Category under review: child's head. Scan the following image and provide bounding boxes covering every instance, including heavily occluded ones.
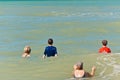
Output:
[48,38,53,45]
[24,46,31,54]
[102,40,108,46]
[77,62,83,70]
[74,62,83,70]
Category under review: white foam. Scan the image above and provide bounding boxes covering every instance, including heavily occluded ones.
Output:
[96,62,104,67]
[99,67,107,76]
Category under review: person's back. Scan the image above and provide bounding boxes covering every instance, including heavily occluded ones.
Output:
[73,62,96,78]
[98,40,111,53]
[43,38,58,59]
[74,69,85,78]
[44,46,57,57]
[99,46,111,53]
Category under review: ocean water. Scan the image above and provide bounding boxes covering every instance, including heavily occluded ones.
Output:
[0,1,120,80]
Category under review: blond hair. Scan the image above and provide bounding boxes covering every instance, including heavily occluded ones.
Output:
[24,46,31,54]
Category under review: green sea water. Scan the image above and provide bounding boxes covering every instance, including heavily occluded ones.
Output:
[1,1,120,80]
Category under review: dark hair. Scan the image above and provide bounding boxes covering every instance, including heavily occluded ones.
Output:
[48,38,53,45]
[77,62,83,70]
[102,40,108,46]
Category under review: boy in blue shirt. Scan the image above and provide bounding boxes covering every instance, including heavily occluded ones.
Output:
[43,38,58,59]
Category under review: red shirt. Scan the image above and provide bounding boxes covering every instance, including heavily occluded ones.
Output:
[99,46,111,53]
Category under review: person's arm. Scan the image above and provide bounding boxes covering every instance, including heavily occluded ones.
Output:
[108,48,111,53]
[42,55,46,59]
[98,48,102,53]
[85,66,96,77]
[72,64,77,77]
[55,47,58,57]
[43,47,47,59]
[90,66,96,76]
[22,53,27,58]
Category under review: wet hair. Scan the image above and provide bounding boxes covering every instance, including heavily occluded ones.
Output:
[102,40,108,46]
[48,38,53,45]
[24,46,31,54]
[76,62,83,70]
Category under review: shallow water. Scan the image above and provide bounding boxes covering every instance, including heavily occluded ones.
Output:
[1,53,120,80]
[1,1,120,80]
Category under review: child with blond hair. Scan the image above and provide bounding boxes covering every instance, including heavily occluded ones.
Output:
[22,46,31,58]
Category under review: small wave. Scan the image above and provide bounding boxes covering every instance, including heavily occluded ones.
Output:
[96,62,104,67]
[96,54,120,79]
[51,11,120,18]
[100,67,107,77]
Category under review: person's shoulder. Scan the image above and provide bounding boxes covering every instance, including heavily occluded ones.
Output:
[52,46,57,49]
[107,47,111,52]
[106,46,111,50]
[45,46,49,50]
[45,46,56,48]
[45,46,49,48]
[107,47,111,49]
[99,47,103,51]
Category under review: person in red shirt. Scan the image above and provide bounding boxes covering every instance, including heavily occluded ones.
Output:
[99,40,111,53]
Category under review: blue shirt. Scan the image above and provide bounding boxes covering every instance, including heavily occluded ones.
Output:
[44,46,57,57]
